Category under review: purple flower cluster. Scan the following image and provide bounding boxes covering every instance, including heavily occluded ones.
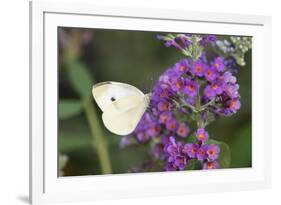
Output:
[149,55,241,119]
[135,60,193,142]
[157,34,191,51]
[164,130,220,171]
[157,34,217,51]
[202,57,241,116]
[133,113,160,143]
[120,34,243,172]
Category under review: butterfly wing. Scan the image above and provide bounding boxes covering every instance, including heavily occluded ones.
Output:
[92,81,149,135]
[102,95,149,135]
[92,81,145,112]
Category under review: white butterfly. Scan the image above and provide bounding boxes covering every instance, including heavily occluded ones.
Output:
[92,81,151,135]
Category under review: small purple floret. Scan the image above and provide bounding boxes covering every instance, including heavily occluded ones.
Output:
[185,79,199,97]
[192,60,207,77]
[196,128,209,142]
[183,143,198,158]
[206,144,220,161]
[196,145,208,161]
[203,161,220,169]
[176,123,190,138]
[212,57,225,72]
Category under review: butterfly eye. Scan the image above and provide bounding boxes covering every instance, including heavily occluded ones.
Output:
[110,97,116,102]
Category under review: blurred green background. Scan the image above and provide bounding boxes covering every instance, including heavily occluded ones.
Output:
[58,27,251,176]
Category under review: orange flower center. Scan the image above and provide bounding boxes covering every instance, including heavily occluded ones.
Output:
[196,66,202,72]
[180,65,185,72]
[161,115,168,123]
[209,149,214,155]
[189,85,195,91]
[176,81,183,88]
[192,147,197,153]
[179,128,184,134]
[163,102,169,110]
[199,133,205,140]
[169,123,175,129]
[214,63,219,68]
[207,162,213,169]
[212,84,218,90]
[230,101,236,108]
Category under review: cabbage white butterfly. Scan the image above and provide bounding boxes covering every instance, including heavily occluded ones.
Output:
[92,81,151,135]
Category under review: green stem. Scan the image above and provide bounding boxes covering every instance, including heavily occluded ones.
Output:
[195,84,205,128]
[183,34,208,128]
[82,97,112,174]
[199,98,216,112]
[183,103,197,112]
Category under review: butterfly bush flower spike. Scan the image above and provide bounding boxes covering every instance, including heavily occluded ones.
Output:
[124,33,247,172]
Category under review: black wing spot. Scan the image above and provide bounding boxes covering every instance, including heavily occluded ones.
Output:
[110,97,116,102]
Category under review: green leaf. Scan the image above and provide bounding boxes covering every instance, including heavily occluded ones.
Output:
[185,159,202,170]
[208,139,231,168]
[185,135,197,143]
[67,61,94,97]
[229,123,251,168]
[59,99,82,120]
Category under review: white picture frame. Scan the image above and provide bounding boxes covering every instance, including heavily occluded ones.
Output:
[30,1,272,204]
